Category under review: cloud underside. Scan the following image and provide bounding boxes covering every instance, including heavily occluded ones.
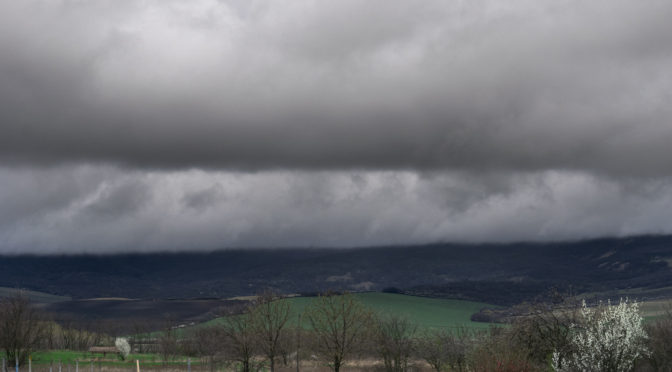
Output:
[1,0,671,175]
[1,0,671,252]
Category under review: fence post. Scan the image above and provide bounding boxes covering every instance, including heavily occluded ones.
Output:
[75,360,78,372]
[135,360,140,372]
[296,313,301,372]
[28,357,31,372]
[187,358,191,372]
[3,357,5,372]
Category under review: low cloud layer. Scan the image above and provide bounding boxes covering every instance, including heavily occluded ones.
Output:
[1,1,671,253]
[2,166,672,254]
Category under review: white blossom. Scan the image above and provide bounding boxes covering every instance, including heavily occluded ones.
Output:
[115,337,131,359]
[553,298,649,372]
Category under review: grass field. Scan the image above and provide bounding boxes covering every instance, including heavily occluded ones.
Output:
[639,299,672,323]
[200,292,499,332]
[30,351,190,367]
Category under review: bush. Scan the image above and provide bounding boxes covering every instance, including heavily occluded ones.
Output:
[552,299,649,372]
[115,337,131,360]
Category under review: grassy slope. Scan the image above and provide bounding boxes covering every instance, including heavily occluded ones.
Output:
[200,292,498,332]
[0,287,71,303]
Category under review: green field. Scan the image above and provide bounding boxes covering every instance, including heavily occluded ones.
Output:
[200,292,499,332]
[30,351,191,366]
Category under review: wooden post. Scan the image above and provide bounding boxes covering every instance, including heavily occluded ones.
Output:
[58,360,61,372]
[3,357,6,372]
[75,360,78,372]
[135,360,140,372]
[28,357,31,372]
[187,358,191,372]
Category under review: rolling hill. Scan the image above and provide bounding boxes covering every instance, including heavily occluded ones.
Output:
[2,235,672,306]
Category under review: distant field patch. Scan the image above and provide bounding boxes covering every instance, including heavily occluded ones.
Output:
[202,292,498,332]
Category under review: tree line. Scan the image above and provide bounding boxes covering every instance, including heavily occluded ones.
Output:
[3,292,672,371]
[154,292,672,372]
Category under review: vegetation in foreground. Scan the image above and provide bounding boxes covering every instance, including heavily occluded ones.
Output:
[3,293,672,371]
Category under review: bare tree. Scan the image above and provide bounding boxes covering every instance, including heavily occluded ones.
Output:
[251,291,292,372]
[416,328,471,372]
[305,293,373,372]
[158,319,180,363]
[191,326,226,372]
[374,315,416,372]
[130,321,151,354]
[644,304,672,371]
[222,313,259,372]
[510,300,581,365]
[0,295,46,365]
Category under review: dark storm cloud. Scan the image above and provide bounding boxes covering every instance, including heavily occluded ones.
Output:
[2,1,672,253]
[1,0,671,176]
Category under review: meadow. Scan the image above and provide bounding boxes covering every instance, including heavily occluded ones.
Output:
[28,351,201,369]
[201,292,499,331]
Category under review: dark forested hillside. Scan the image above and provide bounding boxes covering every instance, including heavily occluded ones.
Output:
[3,235,672,304]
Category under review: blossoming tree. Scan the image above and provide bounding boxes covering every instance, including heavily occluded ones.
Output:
[553,299,649,372]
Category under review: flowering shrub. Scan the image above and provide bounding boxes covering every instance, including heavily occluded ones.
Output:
[115,337,131,360]
[552,299,649,372]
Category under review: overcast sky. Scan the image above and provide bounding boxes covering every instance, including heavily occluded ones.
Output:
[1,0,671,254]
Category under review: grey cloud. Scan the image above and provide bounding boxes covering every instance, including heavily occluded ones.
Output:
[0,166,113,225]
[2,166,672,254]
[0,0,671,176]
[182,184,225,211]
[80,178,149,220]
[2,1,672,253]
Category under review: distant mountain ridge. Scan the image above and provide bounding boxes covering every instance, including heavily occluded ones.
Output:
[3,235,672,304]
